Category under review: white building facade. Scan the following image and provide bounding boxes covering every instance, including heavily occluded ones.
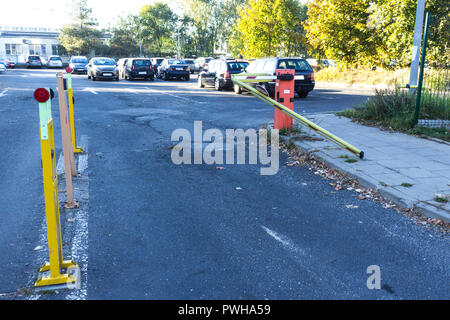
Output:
[0,26,61,63]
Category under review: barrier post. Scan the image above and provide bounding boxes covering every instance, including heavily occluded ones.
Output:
[33,88,78,289]
[65,67,83,153]
[274,69,295,130]
[57,72,77,208]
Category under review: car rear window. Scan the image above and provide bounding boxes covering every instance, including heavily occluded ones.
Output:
[277,59,312,72]
[50,57,61,61]
[73,58,88,63]
[133,59,151,66]
[227,62,248,72]
[29,56,40,60]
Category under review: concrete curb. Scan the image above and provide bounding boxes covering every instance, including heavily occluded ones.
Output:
[280,135,450,223]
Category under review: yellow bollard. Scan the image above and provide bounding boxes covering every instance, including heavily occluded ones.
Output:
[33,88,79,289]
[66,67,83,154]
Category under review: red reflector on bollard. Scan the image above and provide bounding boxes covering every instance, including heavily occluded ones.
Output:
[34,88,50,103]
[65,67,73,73]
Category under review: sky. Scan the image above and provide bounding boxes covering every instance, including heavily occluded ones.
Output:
[0,0,183,29]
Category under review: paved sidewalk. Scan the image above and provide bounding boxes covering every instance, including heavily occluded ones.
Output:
[285,113,450,222]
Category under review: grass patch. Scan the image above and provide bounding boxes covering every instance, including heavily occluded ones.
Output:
[344,159,358,163]
[434,196,449,203]
[400,183,413,187]
[315,67,409,86]
[337,87,450,141]
[279,125,302,136]
[380,181,388,187]
[338,154,350,159]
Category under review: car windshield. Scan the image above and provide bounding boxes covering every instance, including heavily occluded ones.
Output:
[157,59,164,64]
[277,59,312,72]
[227,62,248,71]
[185,60,194,64]
[133,60,151,66]
[169,60,185,65]
[73,58,88,63]
[93,59,115,66]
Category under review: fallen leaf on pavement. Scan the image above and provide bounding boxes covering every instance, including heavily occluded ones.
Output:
[33,246,43,251]
[345,205,359,209]
[358,195,366,200]
[216,166,225,170]
[235,187,242,190]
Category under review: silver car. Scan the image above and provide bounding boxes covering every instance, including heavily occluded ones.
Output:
[87,57,119,81]
[184,59,195,74]
[47,55,63,68]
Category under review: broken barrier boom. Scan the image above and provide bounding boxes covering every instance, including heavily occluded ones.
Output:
[232,73,364,159]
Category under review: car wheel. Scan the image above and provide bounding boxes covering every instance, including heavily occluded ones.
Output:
[115,76,119,81]
[297,91,308,98]
[164,72,169,81]
[264,83,275,97]
[214,78,222,91]
[185,75,190,81]
[197,76,204,88]
[92,76,96,81]
[88,74,91,79]
[234,84,242,94]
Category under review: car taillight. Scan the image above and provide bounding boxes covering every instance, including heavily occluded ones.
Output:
[132,65,135,70]
[225,70,230,79]
[309,73,314,80]
[149,64,152,71]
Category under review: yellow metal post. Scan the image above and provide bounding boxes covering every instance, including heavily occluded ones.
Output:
[33,88,79,289]
[66,70,83,154]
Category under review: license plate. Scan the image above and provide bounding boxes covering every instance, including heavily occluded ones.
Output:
[176,68,183,71]
[139,72,147,75]
[295,75,305,80]
[103,73,113,76]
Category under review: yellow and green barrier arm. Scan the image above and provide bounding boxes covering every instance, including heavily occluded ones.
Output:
[232,74,364,159]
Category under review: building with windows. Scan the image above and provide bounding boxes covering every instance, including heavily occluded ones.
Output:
[0,26,62,63]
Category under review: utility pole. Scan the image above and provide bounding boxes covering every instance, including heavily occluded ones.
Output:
[139,13,142,57]
[408,0,426,90]
[177,23,181,58]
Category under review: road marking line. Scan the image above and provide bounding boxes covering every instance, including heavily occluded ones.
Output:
[66,135,89,300]
[261,225,306,256]
[83,88,98,95]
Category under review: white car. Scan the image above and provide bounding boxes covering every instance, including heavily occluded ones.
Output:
[47,55,63,68]
[0,63,6,73]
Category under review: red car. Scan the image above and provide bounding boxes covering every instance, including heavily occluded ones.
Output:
[0,58,16,68]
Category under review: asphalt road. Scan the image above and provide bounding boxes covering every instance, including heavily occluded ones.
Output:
[0,68,448,300]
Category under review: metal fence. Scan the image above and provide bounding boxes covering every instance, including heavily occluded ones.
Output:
[418,66,449,123]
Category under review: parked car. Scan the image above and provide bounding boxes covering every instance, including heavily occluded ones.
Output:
[158,59,190,81]
[0,58,15,68]
[184,59,196,74]
[69,56,89,74]
[244,57,315,98]
[47,55,63,68]
[0,63,6,73]
[198,58,249,91]
[116,58,129,78]
[87,57,119,81]
[150,57,165,76]
[193,57,213,73]
[26,55,43,68]
[124,58,154,81]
